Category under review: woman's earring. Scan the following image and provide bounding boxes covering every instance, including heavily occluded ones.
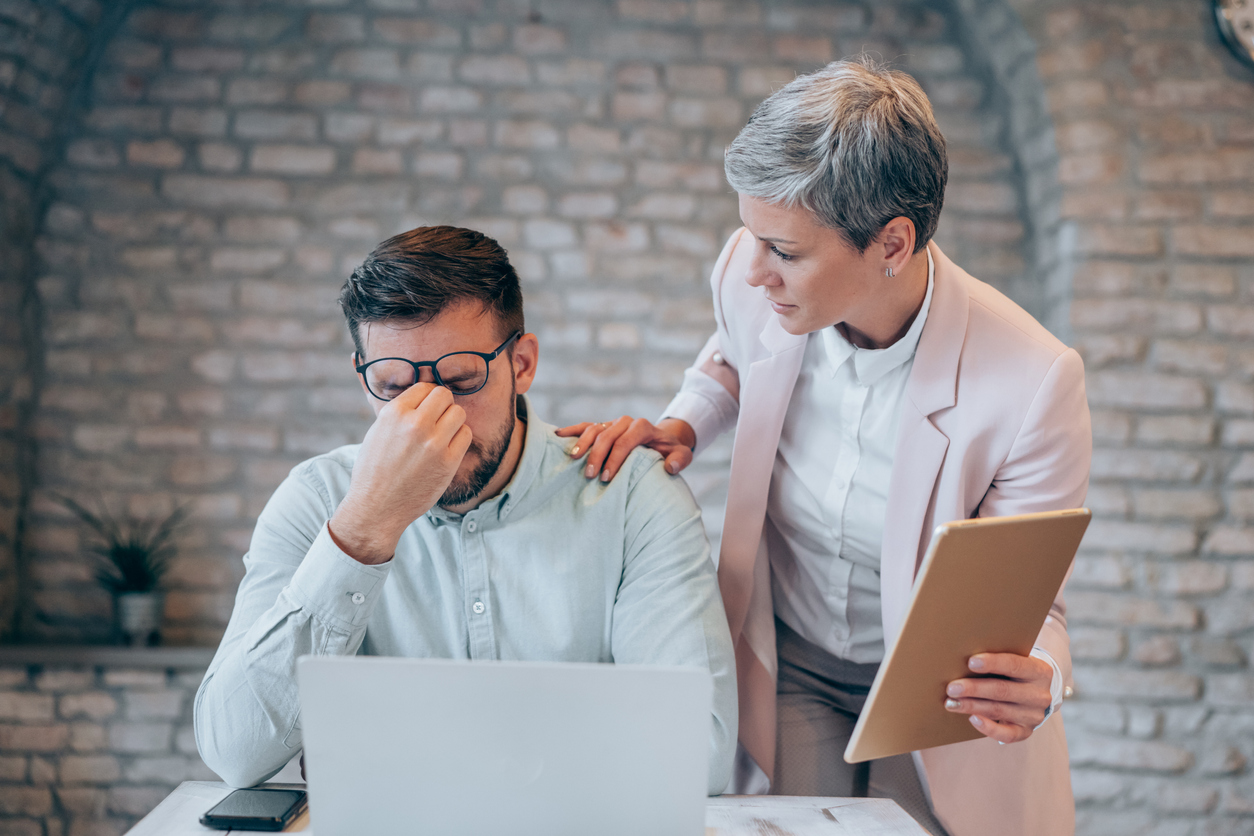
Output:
[885,266,895,278]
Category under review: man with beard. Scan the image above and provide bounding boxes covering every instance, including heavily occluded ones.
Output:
[194,226,737,794]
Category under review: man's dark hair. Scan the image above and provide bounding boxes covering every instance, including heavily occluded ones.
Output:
[340,225,524,359]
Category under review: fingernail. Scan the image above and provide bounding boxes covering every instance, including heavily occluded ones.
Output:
[945,699,961,710]
[600,470,610,482]
[969,716,984,728]
[947,683,963,697]
[968,657,986,671]
[571,446,580,457]
[664,463,673,474]
[585,464,596,478]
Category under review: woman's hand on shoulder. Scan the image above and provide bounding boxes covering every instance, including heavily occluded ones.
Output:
[555,417,696,482]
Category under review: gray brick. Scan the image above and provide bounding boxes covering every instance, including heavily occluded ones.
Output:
[1069,735,1193,773]
[58,693,117,721]
[0,694,55,722]
[0,786,52,816]
[107,722,172,754]
[59,755,120,785]
[234,110,317,141]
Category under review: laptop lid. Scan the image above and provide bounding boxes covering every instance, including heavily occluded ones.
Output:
[297,656,711,836]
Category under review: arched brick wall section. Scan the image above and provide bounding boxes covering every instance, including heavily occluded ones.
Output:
[1014,2,1254,832]
[949,0,1072,338]
[0,0,118,641]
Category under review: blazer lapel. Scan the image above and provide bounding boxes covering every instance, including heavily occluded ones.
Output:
[718,314,805,641]
[880,243,970,641]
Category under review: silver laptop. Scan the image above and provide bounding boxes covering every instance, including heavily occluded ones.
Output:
[297,656,711,836]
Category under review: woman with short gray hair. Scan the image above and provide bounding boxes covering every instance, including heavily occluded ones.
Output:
[561,56,1089,836]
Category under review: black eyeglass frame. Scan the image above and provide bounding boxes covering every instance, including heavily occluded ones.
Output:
[355,330,522,401]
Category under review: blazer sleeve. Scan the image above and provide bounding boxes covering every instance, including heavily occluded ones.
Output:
[977,347,1092,691]
[660,229,748,454]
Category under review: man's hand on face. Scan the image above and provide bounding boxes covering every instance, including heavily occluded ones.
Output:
[329,383,472,565]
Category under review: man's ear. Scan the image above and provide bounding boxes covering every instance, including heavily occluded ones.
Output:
[511,333,539,395]
[351,352,370,397]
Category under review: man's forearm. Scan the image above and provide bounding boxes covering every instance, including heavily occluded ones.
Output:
[196,526,387,786]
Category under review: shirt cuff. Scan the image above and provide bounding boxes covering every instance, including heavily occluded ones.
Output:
[660,375,736,455]
[285,523,391,632]
[1030,645,1064,729]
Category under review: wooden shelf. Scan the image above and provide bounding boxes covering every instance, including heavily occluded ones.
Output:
[0,645,216,668]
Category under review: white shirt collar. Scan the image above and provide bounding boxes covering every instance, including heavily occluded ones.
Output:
[819,248,935,385]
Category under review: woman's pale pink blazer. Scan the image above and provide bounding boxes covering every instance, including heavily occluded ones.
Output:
[665,229,1091,836]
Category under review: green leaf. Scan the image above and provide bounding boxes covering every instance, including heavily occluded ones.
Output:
[55,495,189,594]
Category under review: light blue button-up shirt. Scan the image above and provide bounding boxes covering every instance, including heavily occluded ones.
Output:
[195,397,737,793]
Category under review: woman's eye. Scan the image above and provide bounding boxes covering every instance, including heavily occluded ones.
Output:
[769,244,794,262]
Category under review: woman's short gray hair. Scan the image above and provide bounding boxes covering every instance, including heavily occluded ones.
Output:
[725,55,947,254]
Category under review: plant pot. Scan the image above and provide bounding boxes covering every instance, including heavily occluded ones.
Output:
[115,592,164,646]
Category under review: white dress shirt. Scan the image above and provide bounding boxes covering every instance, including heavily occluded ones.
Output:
[769,252,935,664]
[763,251,1063,712]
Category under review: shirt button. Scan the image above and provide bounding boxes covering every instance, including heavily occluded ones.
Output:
[472,600,485,615]
[351,592,365,605]
[467,521,477,533]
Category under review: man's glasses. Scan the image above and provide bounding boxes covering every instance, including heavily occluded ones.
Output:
[355,331,521,401]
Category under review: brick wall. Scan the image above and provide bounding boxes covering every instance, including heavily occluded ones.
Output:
[20,0,1026,645]
[4,0,1254,834]
[0,0,105,641]
[0,651,219,836]
[1010,2,1254,833]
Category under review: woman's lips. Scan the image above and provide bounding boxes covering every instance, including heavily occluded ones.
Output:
[767,298,795,314]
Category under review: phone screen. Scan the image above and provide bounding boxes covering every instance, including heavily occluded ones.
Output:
[201,788,306,829]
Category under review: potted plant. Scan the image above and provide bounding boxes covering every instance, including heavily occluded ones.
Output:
[56,495,187,646]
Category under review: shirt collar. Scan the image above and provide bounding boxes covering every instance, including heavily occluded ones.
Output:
[820,248,935,386]
[424,393,540,526]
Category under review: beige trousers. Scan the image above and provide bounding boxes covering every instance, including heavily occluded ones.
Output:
[773,618,951,836]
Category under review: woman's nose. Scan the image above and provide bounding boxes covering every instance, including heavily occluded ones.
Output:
[744,246,778,288]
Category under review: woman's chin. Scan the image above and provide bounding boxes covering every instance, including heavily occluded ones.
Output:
[774,309,814,336]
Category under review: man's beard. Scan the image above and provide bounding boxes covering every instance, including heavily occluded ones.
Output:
[437,394,516,509]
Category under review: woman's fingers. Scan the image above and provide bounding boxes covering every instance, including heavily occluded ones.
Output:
[965,714,1032,744]
[560,416,696,480]
[943,695,1045,728]
[583,416,633,477]
[662,444,693,475]
[600,418,660,482]
[555,422,593,439]
[571,424,608,459]
[969,652,1051,683]
[944,655,1052,743]
[947,675,1050,709]
[556,422,609,459]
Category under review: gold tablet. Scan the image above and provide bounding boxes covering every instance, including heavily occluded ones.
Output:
[844,508,1091,764]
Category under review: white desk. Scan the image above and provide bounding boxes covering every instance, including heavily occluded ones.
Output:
[126,781,930,835]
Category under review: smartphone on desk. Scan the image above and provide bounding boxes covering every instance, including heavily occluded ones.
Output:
[200,788,307,831]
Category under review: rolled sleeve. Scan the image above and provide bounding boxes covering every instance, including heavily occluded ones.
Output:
[661,372,737,455]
